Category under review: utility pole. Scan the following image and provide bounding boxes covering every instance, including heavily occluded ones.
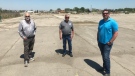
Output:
[91,5,92,12]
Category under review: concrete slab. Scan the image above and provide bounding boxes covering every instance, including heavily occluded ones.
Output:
[0,14,135,76]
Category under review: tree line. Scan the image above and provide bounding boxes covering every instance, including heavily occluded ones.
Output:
[0,7,135,19]
[55,7,135,14]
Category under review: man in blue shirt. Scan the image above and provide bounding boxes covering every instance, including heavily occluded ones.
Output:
[97,9,118,76]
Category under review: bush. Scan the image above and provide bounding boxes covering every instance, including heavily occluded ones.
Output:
[0,12,21,19]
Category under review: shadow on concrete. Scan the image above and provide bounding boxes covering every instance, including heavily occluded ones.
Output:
[55,49,63,55]
[55,49,70,55]
[20,52,35,59]
[84,59,105,75]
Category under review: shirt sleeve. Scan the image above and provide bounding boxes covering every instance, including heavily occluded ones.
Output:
[98,20,101,31]
[112,20,118,33]
[34,22,37,35]
[18,22,25,38]
[59,22,62,30]
[71,22,74,31]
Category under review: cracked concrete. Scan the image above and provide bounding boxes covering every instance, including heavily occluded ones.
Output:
[0,14,135,76]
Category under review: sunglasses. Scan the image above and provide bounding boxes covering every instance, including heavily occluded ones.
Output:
[103,13,109,14]
[25,16,30,17]
[65,17,69,18]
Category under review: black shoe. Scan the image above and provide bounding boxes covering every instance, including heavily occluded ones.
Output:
[69,53,73,57]
[104,74,110,76]
[62,53,66,57]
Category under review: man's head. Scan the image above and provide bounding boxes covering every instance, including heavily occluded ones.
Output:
[25,12,30,21]
[102,9,110,20]
[65,14,70,22]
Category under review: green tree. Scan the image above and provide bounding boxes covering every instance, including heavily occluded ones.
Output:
[80,7,85,13]
[65,8,70,13]
[57,8,61,11]
[73,7,79,13]
[49,9,53,12]
[85,8,90,13]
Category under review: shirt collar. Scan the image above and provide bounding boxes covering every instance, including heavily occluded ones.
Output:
[25,19,31,24]
[103,17,111,22]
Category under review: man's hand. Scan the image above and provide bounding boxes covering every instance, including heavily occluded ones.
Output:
[71,35,73,40]
[107,41,112,45]
[59,30,62,40]
[60,35,62,40]
[71,31,74,40]
[23,37,27,40]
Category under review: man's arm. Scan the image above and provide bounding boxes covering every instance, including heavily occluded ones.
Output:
[59,22,63,40]
[59,29,62,40]
[110,31,118,43]
[34,22,37,35]
[71,30,74,39]
[97,31,99,42]
[108,20,118,45]
[18,22,26,39]
[97,21,101,42]
[71,23,74,39]
[108,31,118,45]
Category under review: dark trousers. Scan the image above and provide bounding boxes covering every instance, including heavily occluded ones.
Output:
[62,34,72,54]
[23,37,35,61]
[98,42,113,74]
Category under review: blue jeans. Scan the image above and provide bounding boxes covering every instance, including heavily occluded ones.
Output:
[98,42,113,74]
[62,34,72,54]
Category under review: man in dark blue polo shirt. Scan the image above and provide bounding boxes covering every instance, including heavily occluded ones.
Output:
[59,14,74,57]
[97,9,118,76]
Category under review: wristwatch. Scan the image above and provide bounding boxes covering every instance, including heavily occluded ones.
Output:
[109,41,112,44]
